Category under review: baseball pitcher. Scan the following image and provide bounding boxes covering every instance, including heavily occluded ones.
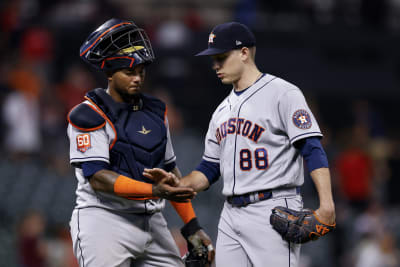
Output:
[144,22,336,267]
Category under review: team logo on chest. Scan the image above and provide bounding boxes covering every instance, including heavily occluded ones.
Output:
[138,125,151,135]
[292,109,312,129]
[76,133,91,153]
[215,118,265,144]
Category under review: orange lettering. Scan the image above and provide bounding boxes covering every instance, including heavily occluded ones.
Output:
[316,224,330,235]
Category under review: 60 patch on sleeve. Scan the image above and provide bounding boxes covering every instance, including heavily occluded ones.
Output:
[77,133,91,153]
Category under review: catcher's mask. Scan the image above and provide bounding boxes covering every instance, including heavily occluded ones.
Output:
[79,18,154,73]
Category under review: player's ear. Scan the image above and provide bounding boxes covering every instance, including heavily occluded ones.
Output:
[240,47,250,61]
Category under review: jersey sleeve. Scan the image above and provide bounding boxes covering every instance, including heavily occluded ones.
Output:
[68,123,110,165]
[295,137,329,172]
[202,115,220,164]
[278,89,322,144]
[195,159,220,185]
[164,117,176,167]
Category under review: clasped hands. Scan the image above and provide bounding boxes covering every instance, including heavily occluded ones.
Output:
[143,168,196,202]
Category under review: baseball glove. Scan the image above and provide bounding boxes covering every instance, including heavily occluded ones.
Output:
[270,206,335,244]
[181,218,213,267]
[182,240,208,267]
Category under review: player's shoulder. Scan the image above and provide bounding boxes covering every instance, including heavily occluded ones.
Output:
[268,75,301,93]
[264,74,304,101]
[68,101,106,131]
[142,94,166,119]
[142,94,166,110]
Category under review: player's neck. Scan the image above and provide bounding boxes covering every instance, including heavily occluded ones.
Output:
[233,68,263,92]
[106,87,140,104]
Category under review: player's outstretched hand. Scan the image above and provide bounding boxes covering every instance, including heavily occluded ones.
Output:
[151,177,196,202]
[143,168,179,186]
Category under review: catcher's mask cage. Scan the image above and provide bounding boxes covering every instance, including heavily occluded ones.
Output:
[79,18,155,72]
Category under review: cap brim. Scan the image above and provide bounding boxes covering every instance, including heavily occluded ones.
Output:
[195,47,231,56]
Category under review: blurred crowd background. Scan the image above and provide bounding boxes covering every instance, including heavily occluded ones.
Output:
[1,0,400,266]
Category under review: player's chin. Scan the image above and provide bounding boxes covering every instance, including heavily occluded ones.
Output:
[127,87,141,95]
[219,77,232,84]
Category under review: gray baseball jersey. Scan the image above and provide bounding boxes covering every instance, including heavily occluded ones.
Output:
[203,74,322,196]
[203,73,322,267]
[67,100,176,213]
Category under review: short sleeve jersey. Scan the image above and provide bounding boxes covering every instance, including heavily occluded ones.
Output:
[202,74,322,196]
[67,100,176,212]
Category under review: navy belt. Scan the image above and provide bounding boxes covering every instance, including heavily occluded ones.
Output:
[227,187,301,207]
[227,189,272,207]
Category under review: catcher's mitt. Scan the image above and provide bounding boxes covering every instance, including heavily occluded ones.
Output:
[182,242,208,267]
[270,206,335,244]
[181,218,213,267]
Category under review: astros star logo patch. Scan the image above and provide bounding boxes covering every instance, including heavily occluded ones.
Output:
[292,110,312,129]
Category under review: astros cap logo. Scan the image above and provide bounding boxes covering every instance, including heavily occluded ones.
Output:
[208,33,216,43]
[196,22,256,56]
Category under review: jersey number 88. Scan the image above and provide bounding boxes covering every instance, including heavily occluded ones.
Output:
[239,148,268,171]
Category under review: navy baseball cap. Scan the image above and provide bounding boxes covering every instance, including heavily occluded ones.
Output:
[196,22,256,56]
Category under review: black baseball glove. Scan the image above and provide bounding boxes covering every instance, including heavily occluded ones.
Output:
[270,206,336,244]
[182,241,208,267]
[181,218,214,267]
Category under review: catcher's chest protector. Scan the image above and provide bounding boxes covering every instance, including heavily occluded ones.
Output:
[86,89,167,182]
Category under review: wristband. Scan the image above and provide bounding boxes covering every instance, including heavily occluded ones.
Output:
[181,217,201,239]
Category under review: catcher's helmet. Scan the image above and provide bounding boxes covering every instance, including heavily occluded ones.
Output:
[79,18,154,72]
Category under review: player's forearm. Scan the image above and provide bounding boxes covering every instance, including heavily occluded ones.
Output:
[170,201,196,224]
[89,169,119,193]
[92,168,195,201]
[180,171,210,192]
[90,169,152,197]
[310,167,335,214]
[172,167,209,192]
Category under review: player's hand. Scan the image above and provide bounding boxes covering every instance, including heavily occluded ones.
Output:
[143,168,180,186]
[188,229,215,264]
[315,206,336,225]
[152,177,196,202]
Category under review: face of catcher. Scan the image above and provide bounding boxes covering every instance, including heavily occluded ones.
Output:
[107,64,146,103]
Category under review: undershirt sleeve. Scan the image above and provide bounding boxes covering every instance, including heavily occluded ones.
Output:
[294,137,329,172]
[195,159,221,185]
[81,161,110,179]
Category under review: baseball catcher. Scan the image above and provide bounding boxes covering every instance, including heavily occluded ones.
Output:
[270,206,336,244]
